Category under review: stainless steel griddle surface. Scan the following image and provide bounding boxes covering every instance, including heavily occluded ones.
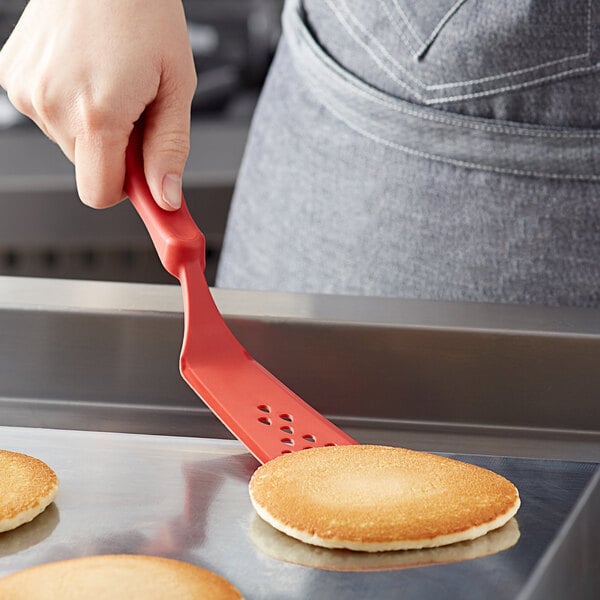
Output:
[0,426,596,600]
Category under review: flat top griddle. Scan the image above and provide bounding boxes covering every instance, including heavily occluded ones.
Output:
[1,278,600,598]
[0,426,596,600]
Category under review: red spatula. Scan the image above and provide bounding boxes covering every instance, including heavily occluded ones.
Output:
[124,126,357,463]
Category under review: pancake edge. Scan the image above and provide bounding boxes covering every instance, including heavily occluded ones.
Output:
[250,493,521,552]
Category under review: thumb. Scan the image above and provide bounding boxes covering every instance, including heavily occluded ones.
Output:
[142,92,192,211]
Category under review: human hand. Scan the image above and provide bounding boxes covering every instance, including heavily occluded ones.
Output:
[0,0,197,210]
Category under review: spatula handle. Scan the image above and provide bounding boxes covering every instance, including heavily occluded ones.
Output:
[124,125,205,278]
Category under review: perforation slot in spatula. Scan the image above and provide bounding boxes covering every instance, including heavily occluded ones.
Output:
[124,126,357,463]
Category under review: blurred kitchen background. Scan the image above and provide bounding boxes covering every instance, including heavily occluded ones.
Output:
[0,0,283,285]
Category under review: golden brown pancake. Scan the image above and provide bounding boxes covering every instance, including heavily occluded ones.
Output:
[0,450,58,533]
[0,555,243,600]
[249,513,520,571]
[249,445,520,552]
[0,504,60,559]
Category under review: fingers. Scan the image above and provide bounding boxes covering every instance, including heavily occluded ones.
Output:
[74,129,130,209]
[73,73,195,211]
[142,72,196,211]
[142,100,190,211]
[0,0,196,211]
[0,17,129,209]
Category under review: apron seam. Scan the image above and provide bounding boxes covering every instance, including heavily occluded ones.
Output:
[321,0,594,103]
[316,89,600,182]
[291,2,600,139]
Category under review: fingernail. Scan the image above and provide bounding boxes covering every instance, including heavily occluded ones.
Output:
[162,173,182,209]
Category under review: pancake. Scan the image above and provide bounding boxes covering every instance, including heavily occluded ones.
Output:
[0,504,60,559]
[0,555,243,600]
[249,512,521,571]
[249,445,520,552]
[0,450,58,533]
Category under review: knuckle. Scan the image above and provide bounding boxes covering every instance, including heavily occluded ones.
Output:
[161,65,197,106]
[185,71,198,98]
[6,84,31,115]
[77,100,114,134]
[152,130,190,161]
[30,76,60,121]
[73,85,123,135]
[2,71,34,116]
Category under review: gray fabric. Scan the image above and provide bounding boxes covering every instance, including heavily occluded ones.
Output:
[301,0,600,124]
[217,0,600,307]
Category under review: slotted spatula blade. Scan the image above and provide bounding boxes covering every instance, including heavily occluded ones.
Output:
[124,128,357,463]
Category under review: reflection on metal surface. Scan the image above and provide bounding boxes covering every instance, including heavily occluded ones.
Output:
[249,514,520,572]
[0,426,597,599]
[0,504,59,559]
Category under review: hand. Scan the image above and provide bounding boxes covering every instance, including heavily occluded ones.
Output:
[0,0,197,210]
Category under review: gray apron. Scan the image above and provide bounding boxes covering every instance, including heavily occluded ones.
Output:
[217,0,600,308]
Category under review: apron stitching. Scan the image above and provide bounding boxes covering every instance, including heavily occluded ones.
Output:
[318,95,600,181]
[344,73,600,137]
[325,0,425,99]
[322,0,593,98]
[415,0,470,59]
[425,62,600,104]
[379,0,421,56]
[388,0,424,46]
[291,12,600,139]
[427,53,589,90]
